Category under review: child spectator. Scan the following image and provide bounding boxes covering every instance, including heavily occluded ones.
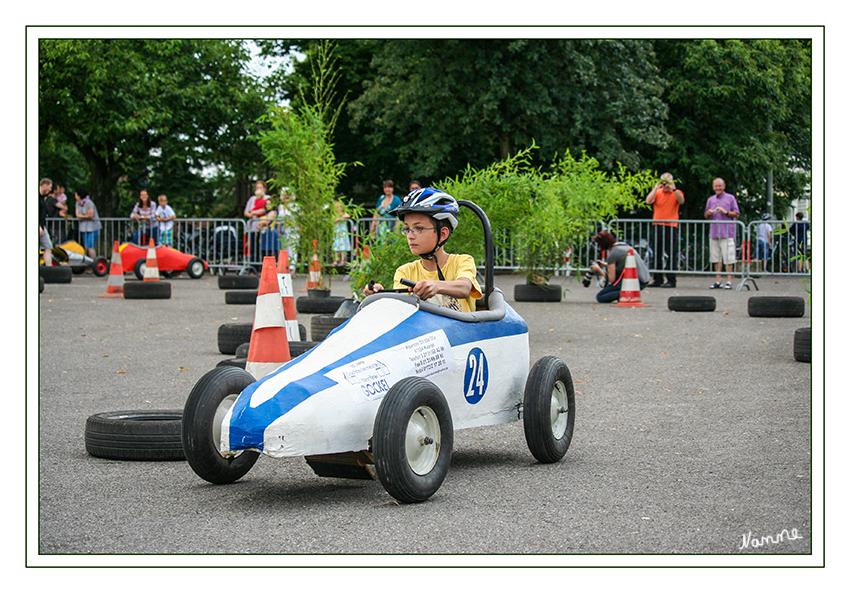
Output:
[155,194,177,247]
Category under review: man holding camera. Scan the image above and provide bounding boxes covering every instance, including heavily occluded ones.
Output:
[645,172,684,288]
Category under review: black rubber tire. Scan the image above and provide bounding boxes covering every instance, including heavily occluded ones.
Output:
[39,276,45,293]
[39,265,72,284]
[123,280,172,299]
[296,295,347,314]
[217,357,247,369]
[373,377,453,503]
[93,256,110,277]
[225,290,257,305]
[523,356,575,464]
[668,296,716,312]
[311,315,348,341]
[218,275,259,289]
[85,410,184,461]
[218,323,307,355]
[218,323,254,354]
[514,282,562,302]
[182,366,260,484]
[235,342,250,358]
[187,257,206,279]
[748,296,805,318]
[794,327,811,363]
[334,298,359,318]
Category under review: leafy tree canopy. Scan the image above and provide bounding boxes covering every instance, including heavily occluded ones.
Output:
[39,38,268,216]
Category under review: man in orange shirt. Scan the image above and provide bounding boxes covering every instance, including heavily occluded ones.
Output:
[645,172,685,288]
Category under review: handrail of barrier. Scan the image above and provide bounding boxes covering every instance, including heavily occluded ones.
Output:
[43,215,810,289]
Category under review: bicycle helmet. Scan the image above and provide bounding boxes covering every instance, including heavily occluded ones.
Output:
[392,187,460,279]
[391,187,459,230]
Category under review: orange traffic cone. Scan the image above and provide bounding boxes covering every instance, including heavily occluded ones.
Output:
[143,239,160,281]
[98,241,125,298]
[611,248,649,308]
[277,250,301,343]
[246,256,291,379]
[305,240,321,291]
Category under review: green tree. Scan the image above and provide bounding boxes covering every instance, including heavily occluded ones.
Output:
[651,39,812,219]
[39,39,267,216]
[348,39,669,181]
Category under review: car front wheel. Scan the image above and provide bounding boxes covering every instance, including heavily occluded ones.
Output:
[373,377,453,503]
[182,366,259,484]
[187,257,205,279]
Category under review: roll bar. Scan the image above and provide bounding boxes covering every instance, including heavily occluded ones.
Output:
[457,200,494,310]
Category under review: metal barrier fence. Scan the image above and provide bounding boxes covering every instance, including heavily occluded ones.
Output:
[44,215,811,289]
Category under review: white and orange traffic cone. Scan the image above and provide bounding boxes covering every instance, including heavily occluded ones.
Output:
[98,241,125,298]
[277,250,301,343]
[143,239,160,281]
[245,256,291,379]
[611,248,649,308]
[304,240,321,291]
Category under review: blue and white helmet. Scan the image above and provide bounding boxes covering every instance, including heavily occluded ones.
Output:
[392,187,459,230]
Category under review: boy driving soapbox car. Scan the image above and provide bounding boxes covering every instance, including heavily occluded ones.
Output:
[182,200,576,503]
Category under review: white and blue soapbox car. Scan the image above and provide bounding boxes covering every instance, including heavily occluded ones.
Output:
[182,202,576,503]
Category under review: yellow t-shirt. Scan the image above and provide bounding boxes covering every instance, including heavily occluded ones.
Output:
[394,254,483,312]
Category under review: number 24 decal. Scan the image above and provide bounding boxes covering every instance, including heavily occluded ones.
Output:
[463,347,489,404]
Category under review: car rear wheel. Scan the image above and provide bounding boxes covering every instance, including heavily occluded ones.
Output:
[182,366,260,484]
[523,356,575,463]
[373,377,453,503]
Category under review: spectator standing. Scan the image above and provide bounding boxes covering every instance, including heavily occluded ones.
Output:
[244,180,269,264]
[705,178,740,289]
[44,180,68,244]
[332,201,352,268]
[645,172,685,287]
[755,213,772,272]
[370,180,402,242]
[155,194,177,247]
[39,178,54,266]
[791,212,810,272]
[75,186,101,259]
[131,190,158,245]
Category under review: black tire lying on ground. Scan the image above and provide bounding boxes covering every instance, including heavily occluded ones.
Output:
[311,315,348,341]
[794,327,811,363]
[40,265,73,284]
[224,290,257,305]
[218,275,260,289]
[123,281,172,299]
[218,323,307,354]
[514,282,562,302]
[217,341,319,370]
[296,295,347,314]
[747,296,805,318]
[668,296,716,312]
[85,410,185,461]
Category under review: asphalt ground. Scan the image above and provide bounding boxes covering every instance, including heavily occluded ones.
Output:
[30,268,817,566]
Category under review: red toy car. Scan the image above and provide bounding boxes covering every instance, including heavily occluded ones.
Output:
[119,243,208,280]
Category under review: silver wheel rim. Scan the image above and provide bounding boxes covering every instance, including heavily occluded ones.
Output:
[549,380,569,440]
[213,394,238,449]
[190,261,204,276]
[405,406,441,475]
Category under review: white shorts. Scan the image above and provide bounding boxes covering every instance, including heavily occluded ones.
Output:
[710,237,736,265]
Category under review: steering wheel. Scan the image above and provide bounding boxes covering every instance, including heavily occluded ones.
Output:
[369,278,416,294]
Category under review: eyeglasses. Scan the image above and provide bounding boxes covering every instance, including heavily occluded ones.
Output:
[400,226,435,237]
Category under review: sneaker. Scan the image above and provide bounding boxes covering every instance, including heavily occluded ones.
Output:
[724,282,732,289]
[709,282,722,289]
[661,282,676,288]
